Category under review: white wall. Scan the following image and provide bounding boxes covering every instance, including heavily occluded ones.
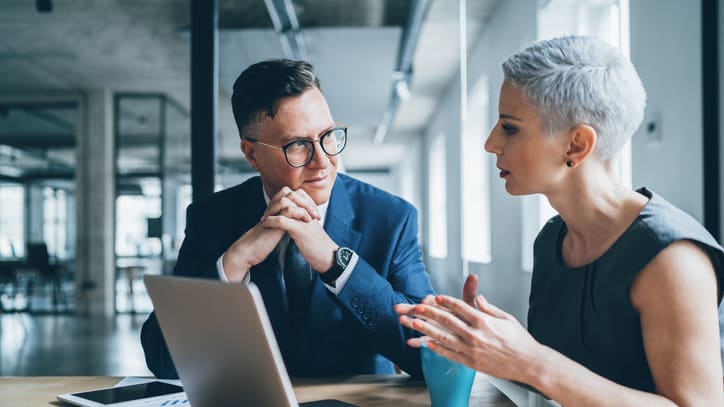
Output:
[422,0,538,322]
[420,0,712,323]
[629,0,704,220]
[465,0,538,322]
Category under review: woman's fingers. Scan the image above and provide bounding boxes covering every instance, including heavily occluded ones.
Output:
[399,304,479,346]
[433,295,486,326]
[474,295,509,319]
[426,341,474,368]
[462,274,478,307]
[406,335,432,348]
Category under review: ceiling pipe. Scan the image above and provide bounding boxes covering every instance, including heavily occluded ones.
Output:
[264,0,309,61]
[373,0,431,144]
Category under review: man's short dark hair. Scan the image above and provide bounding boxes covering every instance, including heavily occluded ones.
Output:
[231,59,321,139]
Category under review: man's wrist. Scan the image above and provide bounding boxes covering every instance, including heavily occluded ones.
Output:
[321,247,354,286]
[221,250,251,283]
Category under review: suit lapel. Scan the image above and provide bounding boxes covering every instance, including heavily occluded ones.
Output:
[324,176,362,251]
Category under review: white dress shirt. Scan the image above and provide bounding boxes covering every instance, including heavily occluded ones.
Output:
[216,186,358,295]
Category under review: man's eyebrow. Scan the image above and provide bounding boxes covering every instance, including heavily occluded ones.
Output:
[280,125,336,143]
[499,113,523,121]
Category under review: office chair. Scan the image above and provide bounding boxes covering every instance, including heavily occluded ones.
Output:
[25,242,67,311]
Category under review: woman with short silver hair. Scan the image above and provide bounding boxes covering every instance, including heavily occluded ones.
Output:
[397,36,723,406]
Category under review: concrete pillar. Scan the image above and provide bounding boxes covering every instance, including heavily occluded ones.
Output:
[26,184,45,243]
[66,191,76,260]
[75,89,114,316]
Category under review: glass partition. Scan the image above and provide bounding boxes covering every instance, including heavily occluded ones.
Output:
[0,101,78,312]
[114,94,189,314]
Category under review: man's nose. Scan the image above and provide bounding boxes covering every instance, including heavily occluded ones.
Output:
[307,142,330,167]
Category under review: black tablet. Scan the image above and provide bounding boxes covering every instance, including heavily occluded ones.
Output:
[57,381,185,406]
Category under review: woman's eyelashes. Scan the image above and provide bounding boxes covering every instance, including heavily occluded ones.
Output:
[501,123,517,136]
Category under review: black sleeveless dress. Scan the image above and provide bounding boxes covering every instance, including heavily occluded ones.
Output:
[528,187,724,392]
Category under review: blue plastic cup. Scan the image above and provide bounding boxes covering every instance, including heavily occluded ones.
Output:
[420,343,476,407]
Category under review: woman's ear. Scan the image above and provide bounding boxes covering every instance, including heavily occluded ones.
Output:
[564,125,597,168]
[241,139,261,171]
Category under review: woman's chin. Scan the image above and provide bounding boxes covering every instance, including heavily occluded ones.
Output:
[504,183,529,196]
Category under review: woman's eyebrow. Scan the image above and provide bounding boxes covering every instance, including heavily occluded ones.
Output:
[499,113,523,122]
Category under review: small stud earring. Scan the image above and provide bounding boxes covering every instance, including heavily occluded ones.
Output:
[566,161,573,168]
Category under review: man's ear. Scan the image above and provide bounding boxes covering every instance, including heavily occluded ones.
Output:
[241,139,261,171]
[564,125,597,167]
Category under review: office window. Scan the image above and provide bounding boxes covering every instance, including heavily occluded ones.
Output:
[0,184,25,258]
[176,184,192,244]
[462,78,491,264]
[428,133,447,259]
[522,0,630,271]
[43,187,67,259]
[116,180,162,257]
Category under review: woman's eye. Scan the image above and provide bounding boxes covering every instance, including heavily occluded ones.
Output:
[501,123,517,135]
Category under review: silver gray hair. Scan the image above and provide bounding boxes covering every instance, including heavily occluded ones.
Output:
[502,35,646,160]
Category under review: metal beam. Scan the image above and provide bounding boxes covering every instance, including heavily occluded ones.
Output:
[373,0,431,144]
[0,134,75,148]
[264,0,308,60]
[190,0,218,202]
[702,0,720,240]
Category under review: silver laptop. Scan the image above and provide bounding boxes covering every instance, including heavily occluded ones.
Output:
[144,275,355,407]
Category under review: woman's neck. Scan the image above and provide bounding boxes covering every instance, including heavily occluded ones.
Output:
[546,168,648,267]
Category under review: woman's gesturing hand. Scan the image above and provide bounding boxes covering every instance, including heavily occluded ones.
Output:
[395,285,545,383]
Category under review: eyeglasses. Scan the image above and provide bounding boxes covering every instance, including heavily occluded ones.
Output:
[244,126,348,168]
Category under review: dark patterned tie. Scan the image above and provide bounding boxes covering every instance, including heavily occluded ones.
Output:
[283,239,314,310]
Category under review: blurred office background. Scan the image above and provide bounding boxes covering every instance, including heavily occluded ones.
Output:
[0,0,721,376]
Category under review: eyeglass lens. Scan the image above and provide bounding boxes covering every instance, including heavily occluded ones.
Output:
[285,127,347,167]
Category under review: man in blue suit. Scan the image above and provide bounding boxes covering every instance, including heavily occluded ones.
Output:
[141,59,435,379]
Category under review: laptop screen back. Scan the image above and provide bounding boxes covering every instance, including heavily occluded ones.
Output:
[144,275,298,407]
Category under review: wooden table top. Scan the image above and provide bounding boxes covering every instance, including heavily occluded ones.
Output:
[0,374,517,407]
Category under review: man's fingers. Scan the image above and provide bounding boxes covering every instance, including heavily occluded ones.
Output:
[279,205,312,222]
[268,187,319,220]
[286,188,320,219]
[262,215,296,232]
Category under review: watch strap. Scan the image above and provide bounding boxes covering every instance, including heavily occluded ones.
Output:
[321,247,352,286]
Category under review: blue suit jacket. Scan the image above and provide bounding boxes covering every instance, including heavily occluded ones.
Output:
[141,173,434,378]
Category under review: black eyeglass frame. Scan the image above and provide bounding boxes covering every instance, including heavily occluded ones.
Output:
[244,125,348,168]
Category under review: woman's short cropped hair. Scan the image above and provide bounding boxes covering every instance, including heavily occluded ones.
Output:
[502,35,646,160]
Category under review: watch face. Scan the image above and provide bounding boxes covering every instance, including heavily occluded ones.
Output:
[337,247,353,267]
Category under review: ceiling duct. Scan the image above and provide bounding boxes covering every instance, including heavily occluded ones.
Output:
[373,0,431,144]
[35,0,53,13]
[264,0,309,60]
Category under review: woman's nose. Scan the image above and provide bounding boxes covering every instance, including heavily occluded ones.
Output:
[484,129,500,154]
